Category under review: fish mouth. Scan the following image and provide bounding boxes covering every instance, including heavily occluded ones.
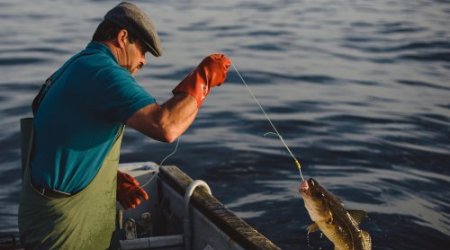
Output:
[299,179,310,195]
[300,178,318,196]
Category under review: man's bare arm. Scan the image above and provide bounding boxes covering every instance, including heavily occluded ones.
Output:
[127,54,231,143]
[126,93,198,143]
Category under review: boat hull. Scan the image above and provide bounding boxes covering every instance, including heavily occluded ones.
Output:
[118,162,280,250]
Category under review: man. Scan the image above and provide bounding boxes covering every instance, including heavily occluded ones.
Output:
[18,2,231,249]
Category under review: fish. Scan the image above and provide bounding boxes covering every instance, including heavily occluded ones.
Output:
[299,178,372,250]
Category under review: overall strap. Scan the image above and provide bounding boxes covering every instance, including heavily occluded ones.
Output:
[32,51,96,115]
[25,50,97,176]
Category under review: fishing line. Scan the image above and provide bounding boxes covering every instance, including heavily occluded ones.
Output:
[140,137,180,189]
[232,63,305,181]
[138,63,305,190]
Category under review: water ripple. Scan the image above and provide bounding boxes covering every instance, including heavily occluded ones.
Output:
[396,79,450,91]
[377,21,428,34]
[0,57,50,66]
[399,52,450,62]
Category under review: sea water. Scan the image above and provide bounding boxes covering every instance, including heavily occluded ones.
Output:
[0,0,449,249]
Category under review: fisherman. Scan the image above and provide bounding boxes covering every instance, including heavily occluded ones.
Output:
[18,2,231,249]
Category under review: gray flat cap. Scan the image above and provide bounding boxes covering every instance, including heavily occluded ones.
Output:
[105,2,162,57]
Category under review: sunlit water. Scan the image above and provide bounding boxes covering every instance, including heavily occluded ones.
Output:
[0,0,449,249]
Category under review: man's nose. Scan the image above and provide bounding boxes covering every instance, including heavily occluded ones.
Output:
[141,54,146,66]
[138,57,146,70]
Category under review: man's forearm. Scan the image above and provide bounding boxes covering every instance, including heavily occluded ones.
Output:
[126,93,198,143]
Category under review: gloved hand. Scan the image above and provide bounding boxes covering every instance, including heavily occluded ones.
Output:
[172,54,232,107]
[117,171,149,210]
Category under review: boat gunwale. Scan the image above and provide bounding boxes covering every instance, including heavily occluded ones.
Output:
[158,165,280,250]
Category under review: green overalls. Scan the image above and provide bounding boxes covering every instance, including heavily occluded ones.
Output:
[18,126,124,249]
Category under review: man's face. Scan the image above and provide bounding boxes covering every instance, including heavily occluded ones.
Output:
[121,39,147,76]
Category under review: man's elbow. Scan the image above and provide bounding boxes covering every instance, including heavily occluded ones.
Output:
[162,134,177,144]
[160,127,179,143]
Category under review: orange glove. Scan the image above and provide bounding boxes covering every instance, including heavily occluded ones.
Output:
[117,171,149,210]
[172,54,231,107]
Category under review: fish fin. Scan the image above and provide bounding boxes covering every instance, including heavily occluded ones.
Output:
[327,210,334,224]
[348,209,367,225]
[307,223,319,233]
[361,230,372,249]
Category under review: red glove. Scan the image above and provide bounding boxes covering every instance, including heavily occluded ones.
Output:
[172,54,231,107]
[117,171,149,210]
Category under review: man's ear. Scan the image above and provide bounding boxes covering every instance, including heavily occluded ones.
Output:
[116,29,129,49]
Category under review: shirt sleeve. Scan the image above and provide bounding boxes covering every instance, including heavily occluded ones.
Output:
[94,67,157,123]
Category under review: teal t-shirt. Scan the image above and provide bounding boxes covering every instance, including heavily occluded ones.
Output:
[31,42,156,193]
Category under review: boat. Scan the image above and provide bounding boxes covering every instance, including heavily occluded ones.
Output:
[115,161,280,250]
[1,162,280,250]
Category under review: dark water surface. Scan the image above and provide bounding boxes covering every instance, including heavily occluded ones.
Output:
[1,0,449,249]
